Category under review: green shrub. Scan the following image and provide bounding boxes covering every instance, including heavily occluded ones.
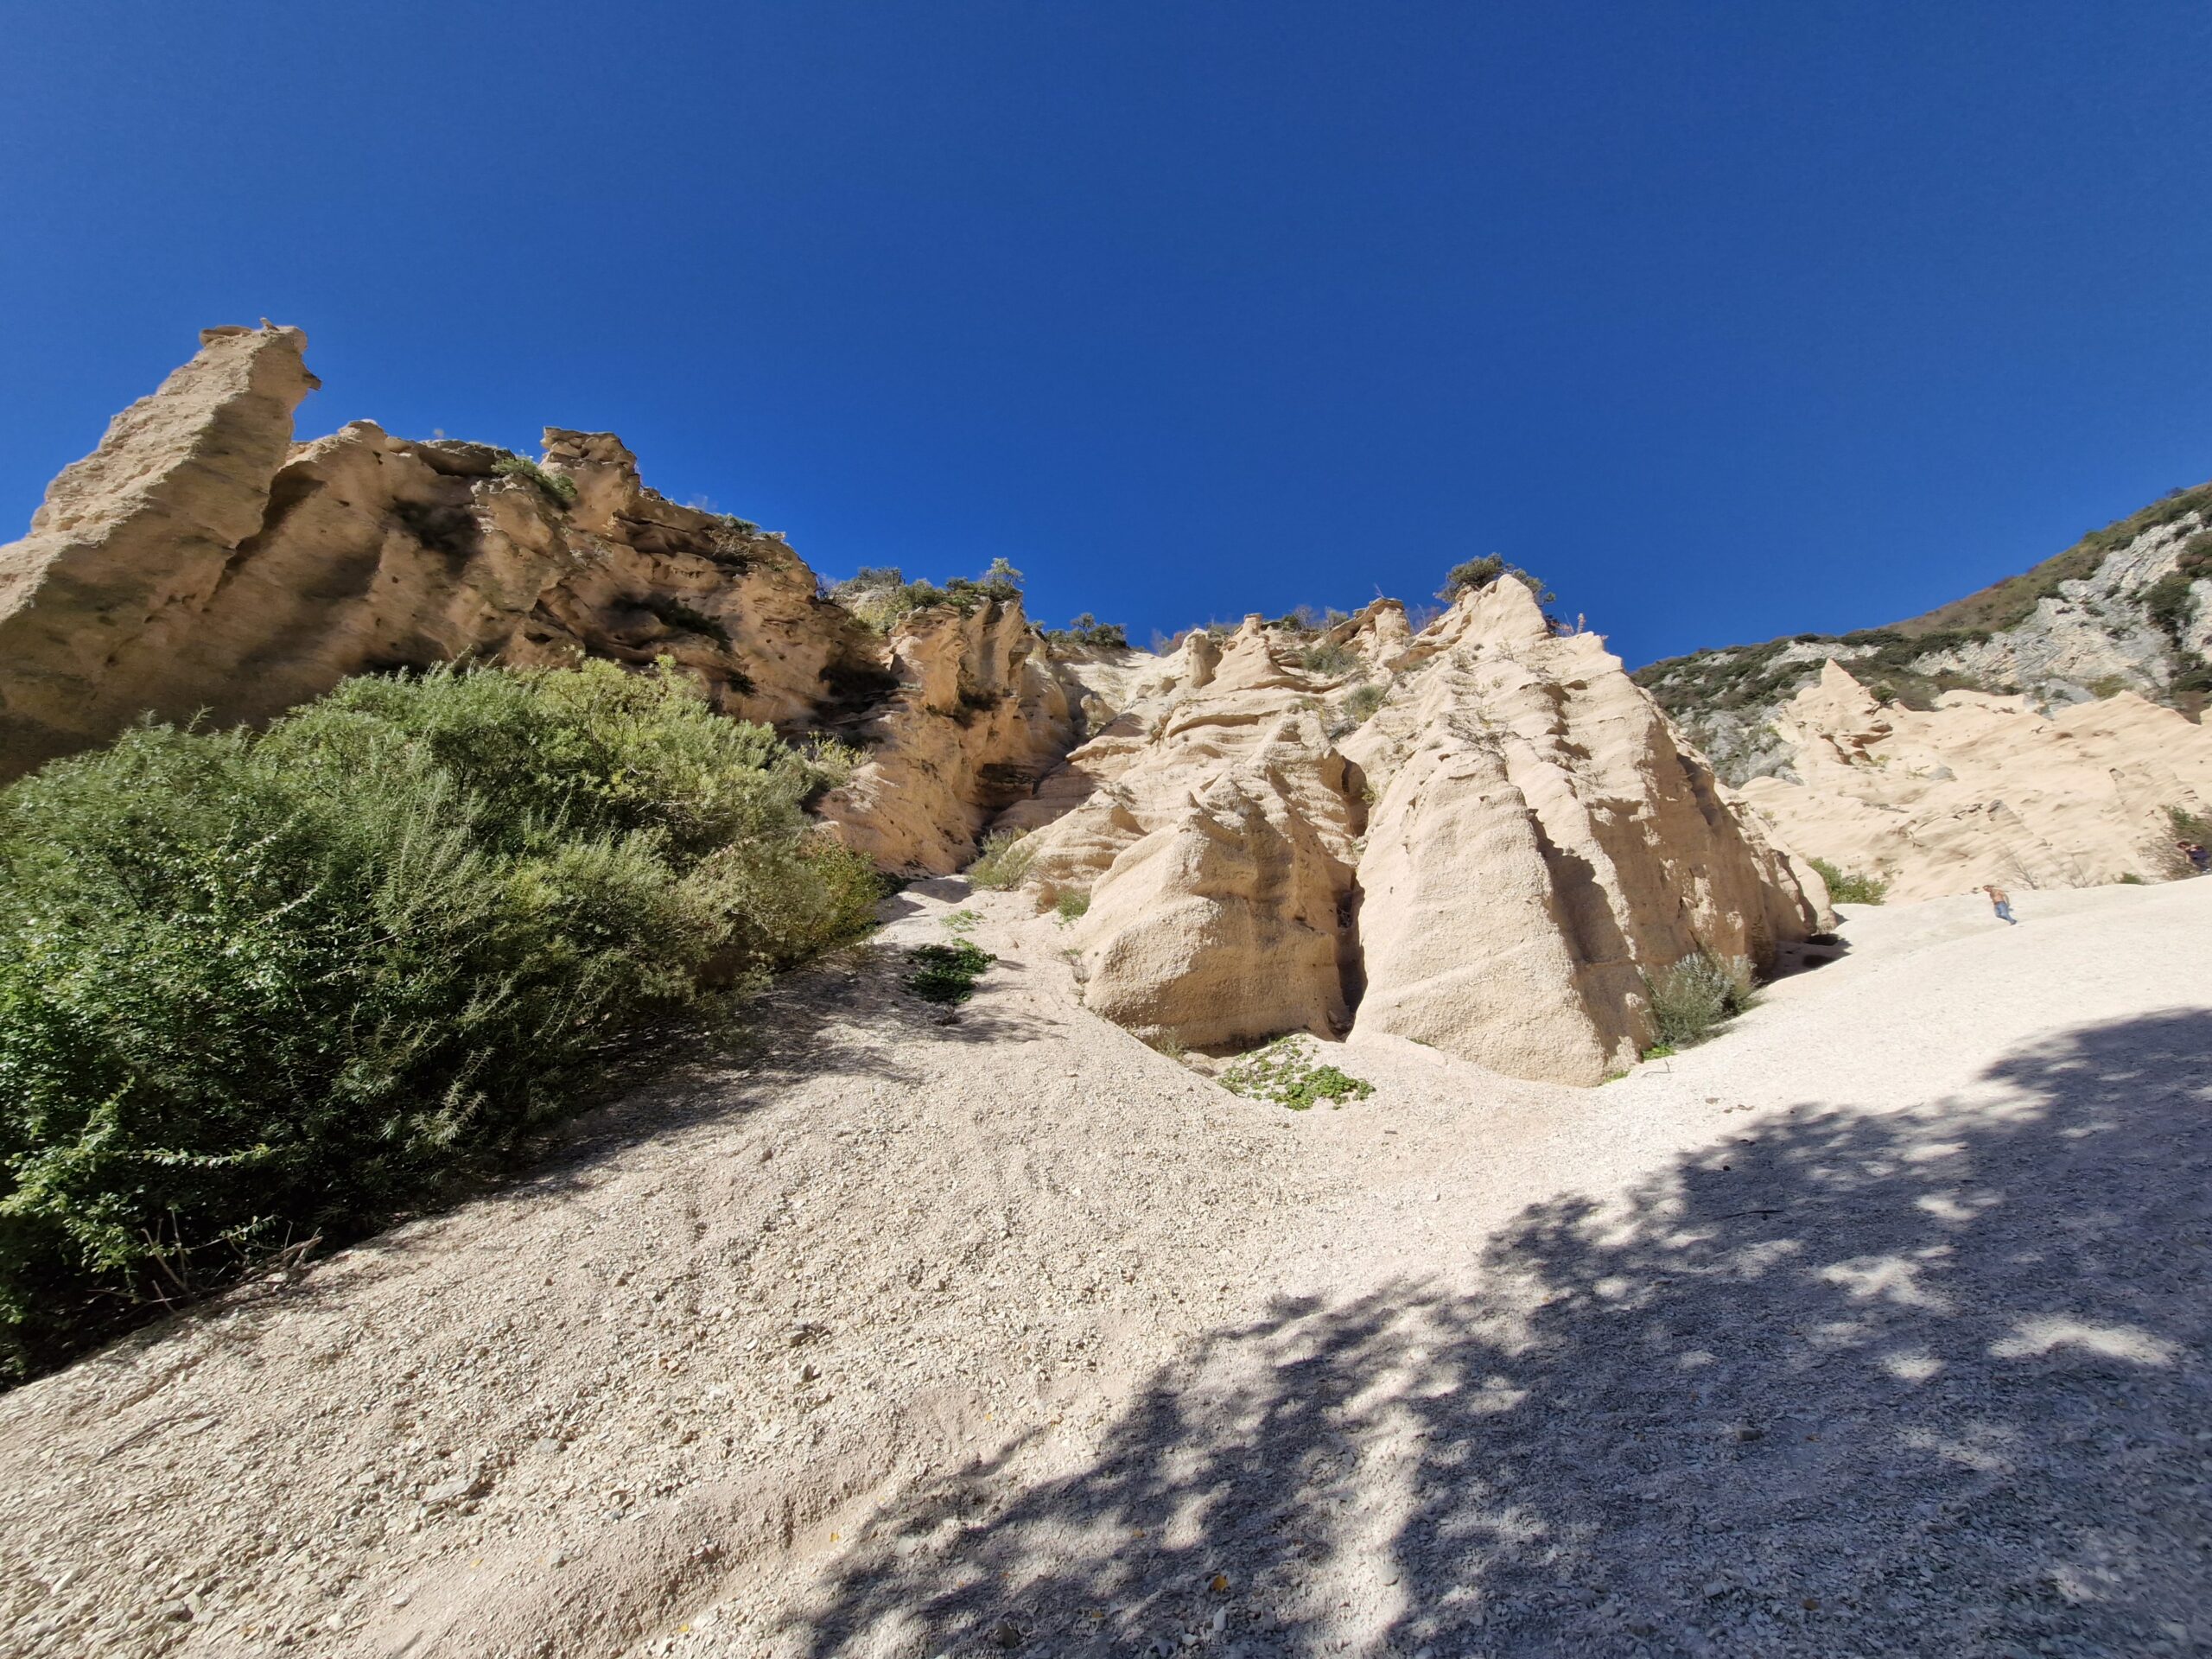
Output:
[904,941,994,1003]
[1220,1037,1375,1109]
[0,661,878,1384]
[1643,951,1759,1051]
[965,828,1035,891]
[1437,556,1556,607]
[941,907,981,936]
[1046,613,1129,648]
[1297,640,1358,677]
[1054,889,1090,925]
[831,560,1024,633]
[491,454,579,508]
[1807,856,1889,906]
[798,734,868,791]
[1342,682,1388,724]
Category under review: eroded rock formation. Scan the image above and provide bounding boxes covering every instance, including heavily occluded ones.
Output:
[1737,659,2212,900]
[1007,583,1827,1084]
[0,325,1077,873]
[2,326,1836,1083]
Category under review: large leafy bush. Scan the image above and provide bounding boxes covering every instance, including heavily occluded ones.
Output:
[0,662,876,1382]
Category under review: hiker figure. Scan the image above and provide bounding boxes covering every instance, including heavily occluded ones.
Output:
[2183,841,2210,875]
[1982,884,2018,925]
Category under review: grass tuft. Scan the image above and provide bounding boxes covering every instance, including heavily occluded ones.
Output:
[1643,951,1759,1052]
[1808,857,1889,905]
[966,828,1035,891]
[492,454,580,508]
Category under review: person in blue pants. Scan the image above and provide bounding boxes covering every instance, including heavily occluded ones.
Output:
[1982,884,2018,925]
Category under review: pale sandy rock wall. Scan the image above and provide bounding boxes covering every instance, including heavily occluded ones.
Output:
[1004,588,1823,1084]
[1343,583,1822,1081]
[0,325,323,775]
[1738,659,2212,900]
[0,326,1080,878]
[814,601,1077,873]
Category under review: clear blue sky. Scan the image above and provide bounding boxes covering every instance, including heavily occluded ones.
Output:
[3,3,2208,665]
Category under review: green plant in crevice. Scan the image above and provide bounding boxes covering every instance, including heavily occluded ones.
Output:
[1054,888,1090,925]
[965,828,1035,891]
[1342,682,1388,725]
[491,453,579,508]
[1643,951,1760,1052]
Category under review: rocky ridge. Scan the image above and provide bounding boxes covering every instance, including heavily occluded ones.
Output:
[1637,482,2212,785]
[1734,658,2212,901]
[0,325,1081,873]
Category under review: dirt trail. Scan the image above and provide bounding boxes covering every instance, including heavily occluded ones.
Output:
[2,880,2207,1658]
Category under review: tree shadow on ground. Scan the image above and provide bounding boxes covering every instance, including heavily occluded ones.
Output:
[785,1009,2212,1659]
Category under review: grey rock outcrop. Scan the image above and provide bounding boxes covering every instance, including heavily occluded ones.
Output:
[1638,483,2212,785]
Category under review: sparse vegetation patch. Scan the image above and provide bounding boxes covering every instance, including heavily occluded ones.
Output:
[904,941,995,1003]
[1046,613,1129,648]
[491,453,580,508]
[830,560,1024,632]
[1221,1037,1376,1109]
[965,828,1035,891]
[1643,951,1760,1052]
[1808,857,1889,906]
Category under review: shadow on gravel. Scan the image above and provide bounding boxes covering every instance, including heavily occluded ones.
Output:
[786,1009,2212,1659]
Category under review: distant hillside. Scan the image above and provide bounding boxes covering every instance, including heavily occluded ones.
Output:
[1637,481,2212,784]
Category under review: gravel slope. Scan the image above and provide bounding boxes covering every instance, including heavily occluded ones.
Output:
[2,879,2207,1659]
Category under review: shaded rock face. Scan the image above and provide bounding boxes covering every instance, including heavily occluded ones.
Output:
[1009,585,1825,1084]
[0,326,1077,874]
[1737,660,2212,900]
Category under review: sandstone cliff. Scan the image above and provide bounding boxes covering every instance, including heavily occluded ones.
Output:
[0,325,1077,872]
[1736,659,2212,901]
[1637,482,2212,785]
[2,327,1834,1081]
[1004,583,1826,1084]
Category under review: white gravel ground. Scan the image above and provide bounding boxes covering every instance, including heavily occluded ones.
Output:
[1,878,2207,1659]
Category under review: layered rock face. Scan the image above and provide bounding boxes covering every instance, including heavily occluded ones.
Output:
[1009,583,1826,1084]
[0,326,1077,873]
[1737,660,2212,900]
